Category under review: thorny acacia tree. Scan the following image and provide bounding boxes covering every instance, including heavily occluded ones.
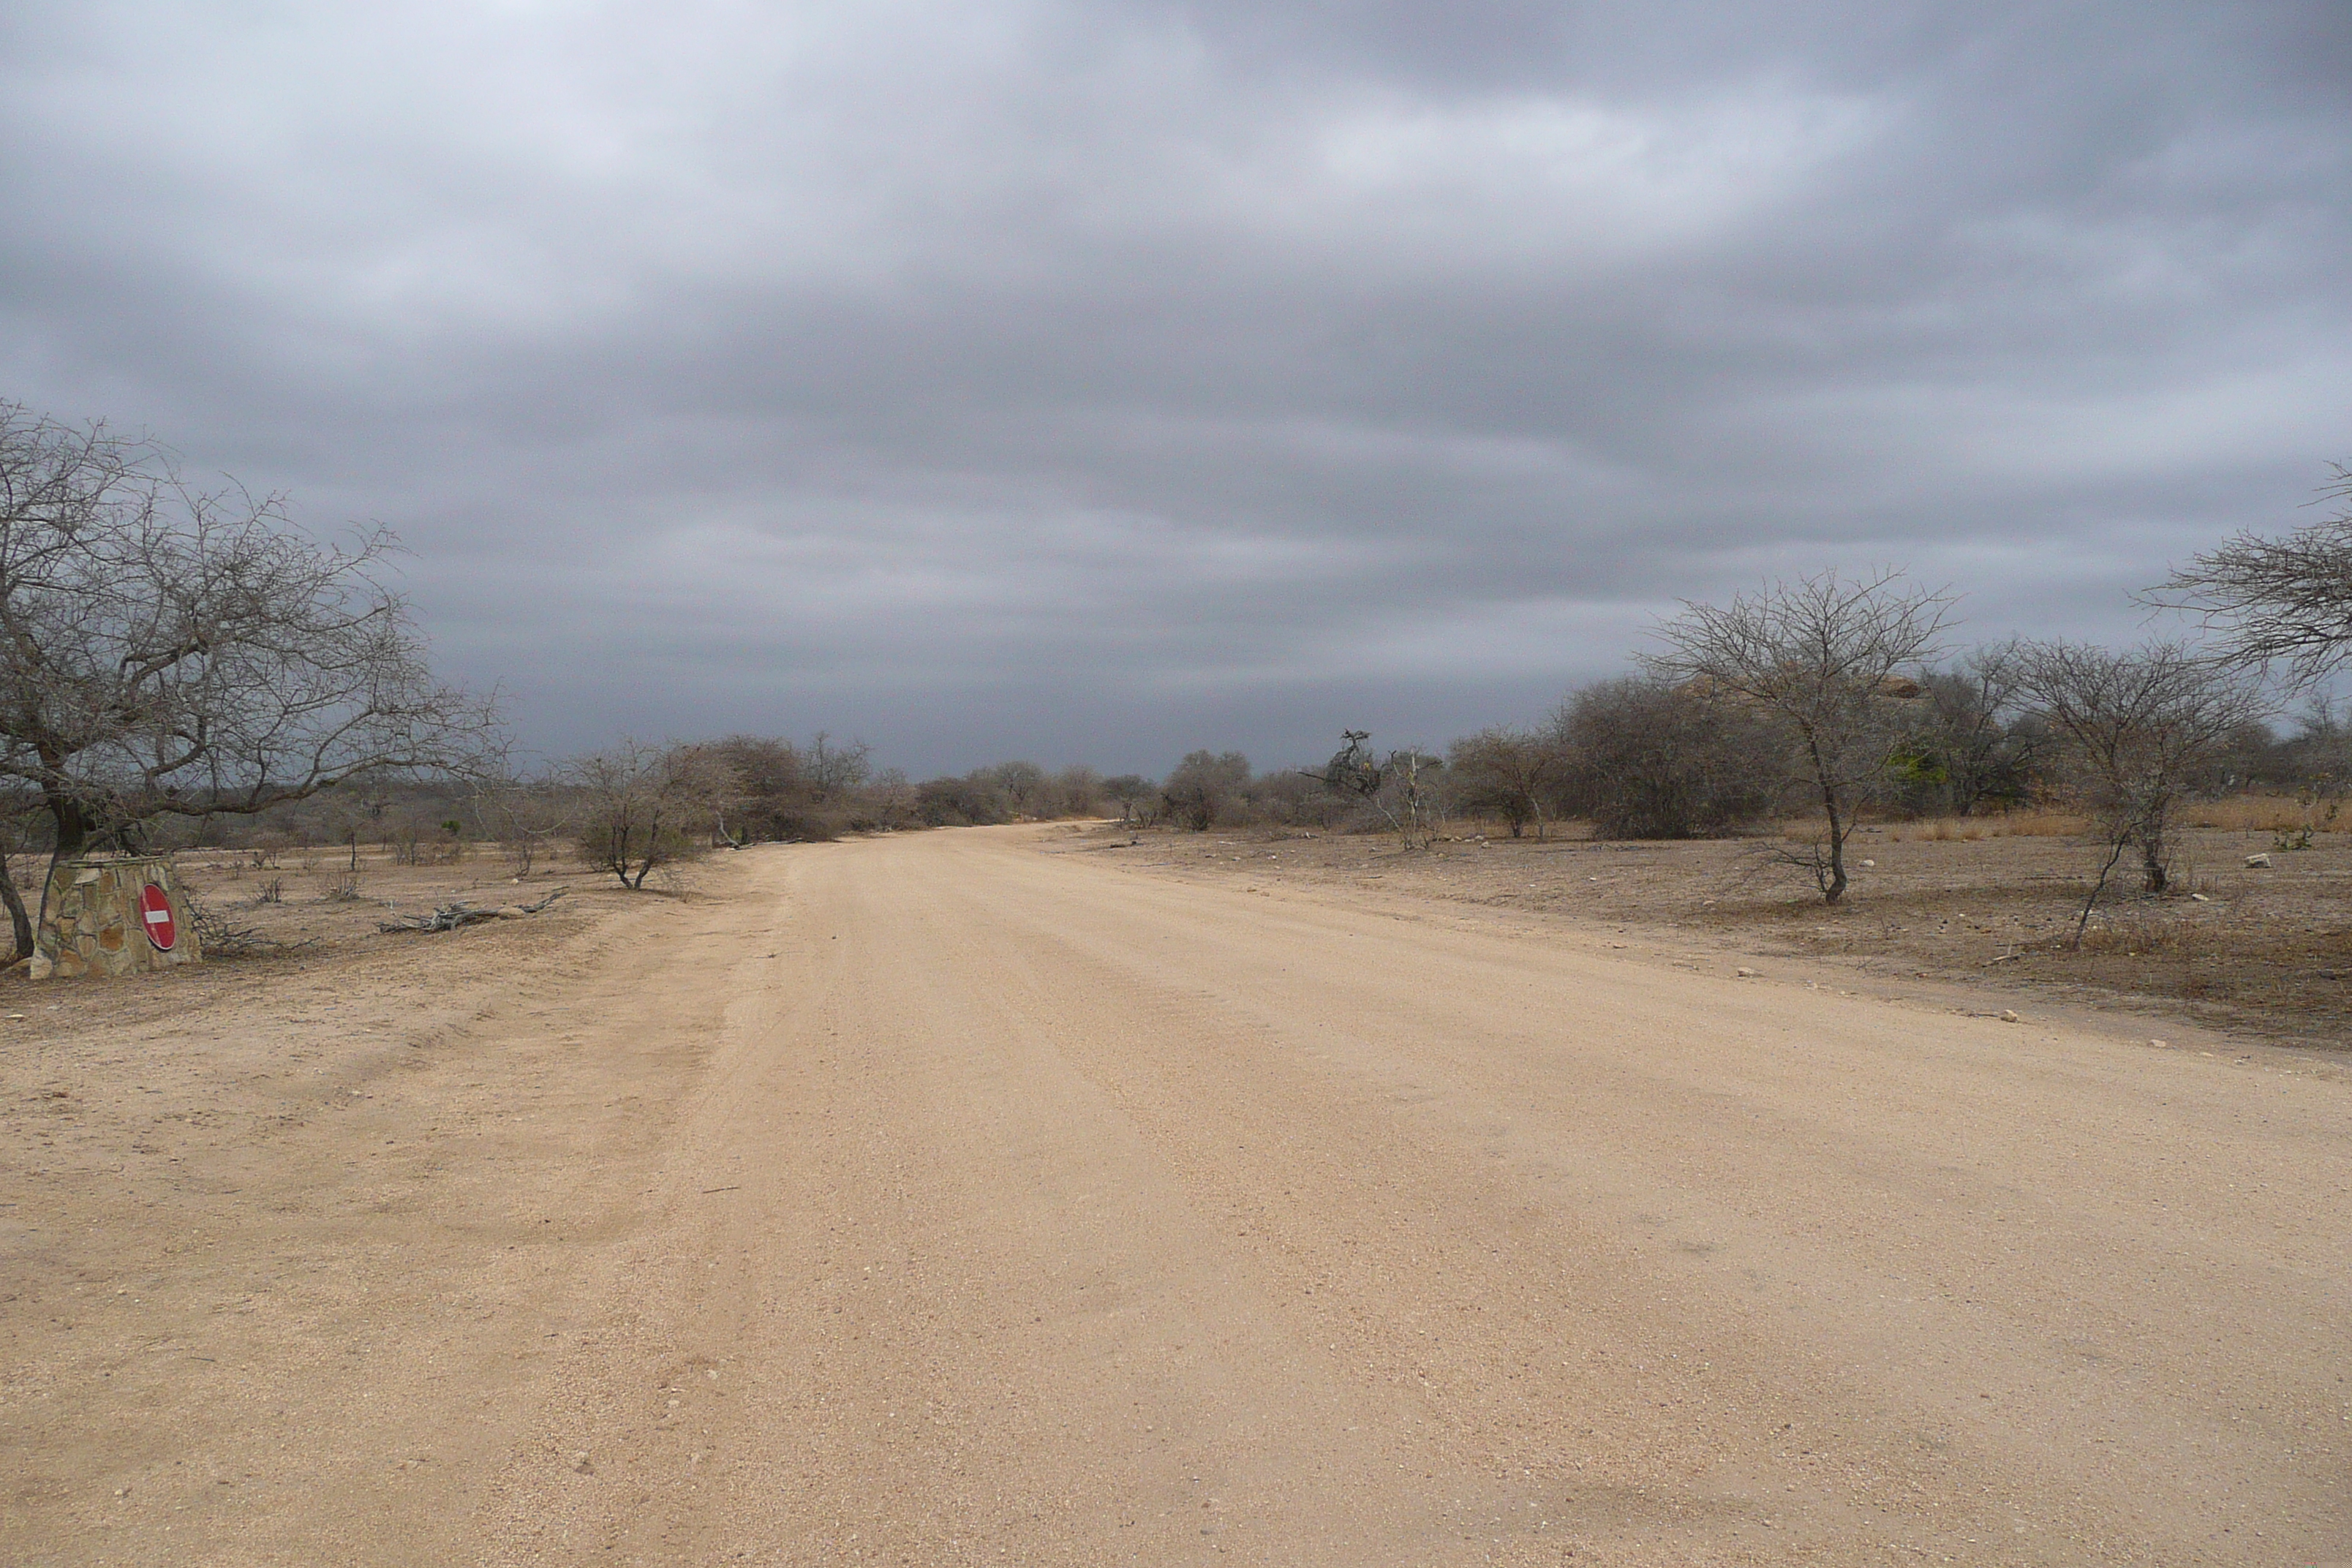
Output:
[2019,641,2267,928]
[1645,570,1950,903]
[2155,463,2352,686]
[0,402,497,956]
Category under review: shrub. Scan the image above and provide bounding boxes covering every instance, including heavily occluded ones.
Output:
[1556,678,1787,839]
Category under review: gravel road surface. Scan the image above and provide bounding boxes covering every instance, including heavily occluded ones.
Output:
[5,828,2345,1565]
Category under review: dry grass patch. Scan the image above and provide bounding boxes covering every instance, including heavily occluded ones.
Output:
[2182,794,2348,833]
[2066,908,2351,1013]
[1881,810,2087,841]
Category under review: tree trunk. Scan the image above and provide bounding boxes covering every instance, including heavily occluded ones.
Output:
[31,792,96,955]
[2141,832,2168,894]
[2070,835,2130,949]
[0,853,31,960]
[1822,788,1849,905]
[47,793,91,859]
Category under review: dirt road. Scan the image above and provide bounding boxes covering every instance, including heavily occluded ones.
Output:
[5,828,2347,1565]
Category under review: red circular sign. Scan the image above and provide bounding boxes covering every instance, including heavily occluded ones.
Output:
[137,883,177,951]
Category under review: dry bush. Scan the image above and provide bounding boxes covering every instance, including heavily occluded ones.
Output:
[1163,750,1253,832]
[180,893,309,959]
[1447,726,1568,839]
[1558,678,1787,840]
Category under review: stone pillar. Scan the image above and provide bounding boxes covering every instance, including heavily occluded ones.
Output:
[30,856,203,979]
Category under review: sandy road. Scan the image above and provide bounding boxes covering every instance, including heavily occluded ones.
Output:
[6,826,2349,1565]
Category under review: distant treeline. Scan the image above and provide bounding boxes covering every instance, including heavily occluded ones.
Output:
[14,663,2337,867]
[10,614,2345,908]
[1093,674,2343,842]
[0,736,1145,890]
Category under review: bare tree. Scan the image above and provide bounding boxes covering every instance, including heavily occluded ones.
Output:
[0,401,497,953]
[1447,726,1565,838]
[2155,462,2352,686]
[1645,570,1952,902]
[2019,641,2268,927]
[567,740,733,889]
[805,733,873,799]
[1379,746,1446,849]
[1888,642,2043,817]
[462,741,577,876]
[475,770,573,875]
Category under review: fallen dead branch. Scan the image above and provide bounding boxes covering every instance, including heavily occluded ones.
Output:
[179,894,318,958]
[377,887,568,935]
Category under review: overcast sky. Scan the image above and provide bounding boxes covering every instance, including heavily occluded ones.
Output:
[4,1,2348,775]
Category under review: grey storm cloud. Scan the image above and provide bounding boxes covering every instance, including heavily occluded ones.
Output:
[3,0,2348,774]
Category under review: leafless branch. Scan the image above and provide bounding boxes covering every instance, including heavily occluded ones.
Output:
[2149,462,2352,686]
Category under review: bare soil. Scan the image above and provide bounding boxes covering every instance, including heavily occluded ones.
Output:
[1104,819,2352,1049]
[3,828,2346,1565]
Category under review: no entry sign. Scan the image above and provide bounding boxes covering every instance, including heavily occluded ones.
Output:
[137,883,176,951]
